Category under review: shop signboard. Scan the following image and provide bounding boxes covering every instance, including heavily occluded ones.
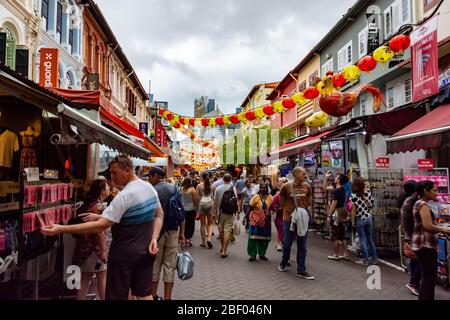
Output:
[329,140,343,168]
[39,48,59,88]
[139,122,148,136]
[86,73,99,90]
[439,65,450,89]
[367,23,380,53]
[376,157,390,169]
[411,16,439,103]
[418,159,434,170]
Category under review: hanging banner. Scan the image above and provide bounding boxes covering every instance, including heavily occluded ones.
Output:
[411,16,439,103]
[39,48,59,88]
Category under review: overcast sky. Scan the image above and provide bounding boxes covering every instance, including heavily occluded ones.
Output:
[95,0,357,116]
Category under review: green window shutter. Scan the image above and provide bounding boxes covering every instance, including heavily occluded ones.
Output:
[6,36,16,69]
[0,33,6,64]
[15,49,29,77]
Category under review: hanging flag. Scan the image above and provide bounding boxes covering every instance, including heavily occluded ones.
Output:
[411,16,439,103]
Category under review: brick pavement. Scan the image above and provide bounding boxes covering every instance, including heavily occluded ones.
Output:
[162,221,450,300]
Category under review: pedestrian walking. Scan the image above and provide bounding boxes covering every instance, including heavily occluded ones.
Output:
[270,187,284,252]
[350,177,377,266]
[241,179,253,230]
[147,167,185,301]
[42,155,163,300]
[212,173,239,258]
[247,184,273,262]
[181,177,199,247]
[412,181,450,300]
[197,172,215,249]
[278,167,315,280]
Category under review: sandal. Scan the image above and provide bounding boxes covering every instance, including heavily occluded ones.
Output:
[207,241,213,249]
[200,244,207,248]
[220,254,229,259]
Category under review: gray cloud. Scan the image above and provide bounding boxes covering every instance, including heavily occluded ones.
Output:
[96,0,357,115]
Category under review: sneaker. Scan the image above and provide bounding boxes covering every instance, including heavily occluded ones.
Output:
[249,256,256,262]
[370,259,379,265]
[297,271,315,280]
[259,256,268,261]
[406,283,419,296]
[339,255,351,261]
[286,262,291,267]
[328,255,341,261]
[355,259,369,266]
[278,264,287,272]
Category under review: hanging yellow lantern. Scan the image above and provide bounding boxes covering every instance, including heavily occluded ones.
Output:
[255,107,266,119]
[162,111,171,120]
[273,101,284,113]
[238,112,247,123]
[292,92,308,106]
[305,111,328,128]
[223,115,231,125]
[342,65,361,82]
[195,118,202,127]
[373,46,394,64]
[209,118,216,127]
[171,115,179,124]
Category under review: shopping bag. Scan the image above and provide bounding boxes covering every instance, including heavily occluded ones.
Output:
[233,221,241,236]
[176,248,194,280]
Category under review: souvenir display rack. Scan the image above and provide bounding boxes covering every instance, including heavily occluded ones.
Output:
[0,172,77,299]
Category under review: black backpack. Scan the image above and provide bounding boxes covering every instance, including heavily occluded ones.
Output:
[163,189,186,231]
[220,188,238,215]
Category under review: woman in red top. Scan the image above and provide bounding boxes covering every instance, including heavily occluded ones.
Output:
[72,179,110,300]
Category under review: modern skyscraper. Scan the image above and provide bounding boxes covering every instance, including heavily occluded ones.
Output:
[207,99,215,114]
[194,96,209,117]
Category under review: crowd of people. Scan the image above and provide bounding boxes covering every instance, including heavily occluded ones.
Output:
[40,155,450,301]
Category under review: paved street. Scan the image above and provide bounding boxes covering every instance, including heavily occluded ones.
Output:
[169,220,450,300]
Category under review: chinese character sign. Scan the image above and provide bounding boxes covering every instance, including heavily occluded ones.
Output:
[411,16,439,103]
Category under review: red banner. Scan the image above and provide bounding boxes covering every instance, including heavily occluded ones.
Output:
[411,16,439,103]
[418,159,434,170]
[376,157,390,169]
[39,48,59,88]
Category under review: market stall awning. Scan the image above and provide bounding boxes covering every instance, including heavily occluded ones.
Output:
[269,131,333,160]
[58,103,151,159]
[49,87,100,109]
[100,108,165,157]
[386,104,450,154]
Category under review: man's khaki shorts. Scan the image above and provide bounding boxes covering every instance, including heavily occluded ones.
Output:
[219,213,234,235]
[152,230,178,283]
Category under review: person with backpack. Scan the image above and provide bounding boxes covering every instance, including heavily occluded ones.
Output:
[212,173,239,258]
[400,180,420,296]
[147,167,185,301]
[247,184,273,262]
[181,177,199,247]
[197,172,215,249]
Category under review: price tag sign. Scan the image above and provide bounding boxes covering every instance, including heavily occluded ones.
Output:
[418,159,434,170]
[376,157,390,169]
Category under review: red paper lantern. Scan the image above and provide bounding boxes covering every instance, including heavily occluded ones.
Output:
[64,160,70,171]
[190,133,195,140]
[159,109,166,116]
[263,105,275,116]
[179,117,186,125]
[204,142,210,147]
[230,114,240,124]
[282,98,296,109]
[304,87,320,100]
[212,153,215,157]
[332,73,346,88]
[358,56,377,73]
[174,122,181,129]
[216,117,225,126]
[189,118,195,126]
[245,111,256,121]
[389,34,411,54]
[201,118,209,127]
[166,113,173,121]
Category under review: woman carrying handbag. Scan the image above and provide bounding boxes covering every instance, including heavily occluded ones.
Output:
[246,184,273,262]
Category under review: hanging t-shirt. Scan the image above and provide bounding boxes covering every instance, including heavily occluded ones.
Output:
[0,130,19,168]
[102,179,161,260]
